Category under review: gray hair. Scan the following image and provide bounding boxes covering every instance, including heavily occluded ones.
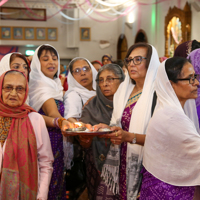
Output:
[5,70,26,78]
[97,63,125,82]
[69,58,90,74]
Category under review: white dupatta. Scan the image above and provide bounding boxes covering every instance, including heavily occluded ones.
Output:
[64,57,97,119]
[0,53,30,105]
[29,44,63,111]
[143,60,200,186]
[101,45,160,199]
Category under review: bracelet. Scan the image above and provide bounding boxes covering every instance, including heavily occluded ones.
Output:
[58,117,67,129]
[132,133,137,144]
[53,118,59,128]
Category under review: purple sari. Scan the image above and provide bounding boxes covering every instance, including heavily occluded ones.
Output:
[140,168,195,200]
[39,100,66,200]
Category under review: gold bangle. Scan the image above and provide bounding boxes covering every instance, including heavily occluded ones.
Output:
[58,118,67,129]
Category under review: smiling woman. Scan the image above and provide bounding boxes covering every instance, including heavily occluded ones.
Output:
[29,44,67,200]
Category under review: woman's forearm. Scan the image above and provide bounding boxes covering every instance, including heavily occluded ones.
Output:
[125,132,146,146]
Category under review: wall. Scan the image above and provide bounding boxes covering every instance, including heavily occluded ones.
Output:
[0,0,200,60]
[118,0,200,57]
[78,10,119,62]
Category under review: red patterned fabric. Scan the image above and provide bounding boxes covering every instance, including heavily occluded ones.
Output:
[0,70,38,200]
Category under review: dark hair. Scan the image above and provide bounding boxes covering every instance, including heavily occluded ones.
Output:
[37,45,58,78]
[69,58,90,74]
[125,43,152,84]
[165,57,190,83]
[97,63,125,83]
[10,53,30,81]
[37,45,58,59]
[192,40,200,51]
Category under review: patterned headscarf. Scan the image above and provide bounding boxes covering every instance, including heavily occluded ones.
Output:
[0,70,37,200]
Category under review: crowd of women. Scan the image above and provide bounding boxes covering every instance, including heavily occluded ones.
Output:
[0,40,200,200]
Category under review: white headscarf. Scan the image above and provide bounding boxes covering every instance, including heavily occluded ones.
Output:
[64,57,97,119]
[29,44,63,112]
[143,59,200,186]
[101,45,160,198]
[0,53,14,75]
[0,52,30,105]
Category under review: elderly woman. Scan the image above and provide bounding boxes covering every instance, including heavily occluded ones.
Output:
[64,57,97,122]
[141,57,200,199]
[95,43,160,199]
[80,63,125,199]
[0,70,53,200]
[29,44,70,200]
[187,49,200,125]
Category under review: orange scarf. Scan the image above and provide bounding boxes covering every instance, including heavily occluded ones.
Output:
[0,70,38,200]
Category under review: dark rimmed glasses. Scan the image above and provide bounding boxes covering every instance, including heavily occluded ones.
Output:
[72,66,91,75]
[124,56,147,66]
[177,74,200,84]
[2,85,26,94]
[96,77,120,86]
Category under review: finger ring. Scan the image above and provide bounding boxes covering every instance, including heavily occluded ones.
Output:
[116,132,118,137]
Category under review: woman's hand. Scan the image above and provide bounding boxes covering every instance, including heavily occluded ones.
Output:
[61,120,75,136]
[93,123,110,131]
[102,126,129,145]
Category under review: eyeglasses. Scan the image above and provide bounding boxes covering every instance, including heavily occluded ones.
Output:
[72,66,90,75]
[177,74,200,84]
[124,56,147,66]
[96,77,120,85]
[2,85,26,94]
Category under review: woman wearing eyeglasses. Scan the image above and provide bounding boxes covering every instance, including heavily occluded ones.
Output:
[64,57,97,123]
[140,57,200,199]
[94,43,160,199]
[79,64,125,199]
[63,57,97,198]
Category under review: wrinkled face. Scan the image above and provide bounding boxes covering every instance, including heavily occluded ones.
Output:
[171,62,199,104]
[127,47,147,83]
[102,57,112,65]
[2,73,26,107]
[93,63,101,72]
[98,70,121,100]
[39,50,58,79]
[72,60,93,90]
[10,57,28,77]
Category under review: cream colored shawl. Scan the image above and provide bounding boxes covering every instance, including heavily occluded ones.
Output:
[143,60,200,186]
[101,45,160,199]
